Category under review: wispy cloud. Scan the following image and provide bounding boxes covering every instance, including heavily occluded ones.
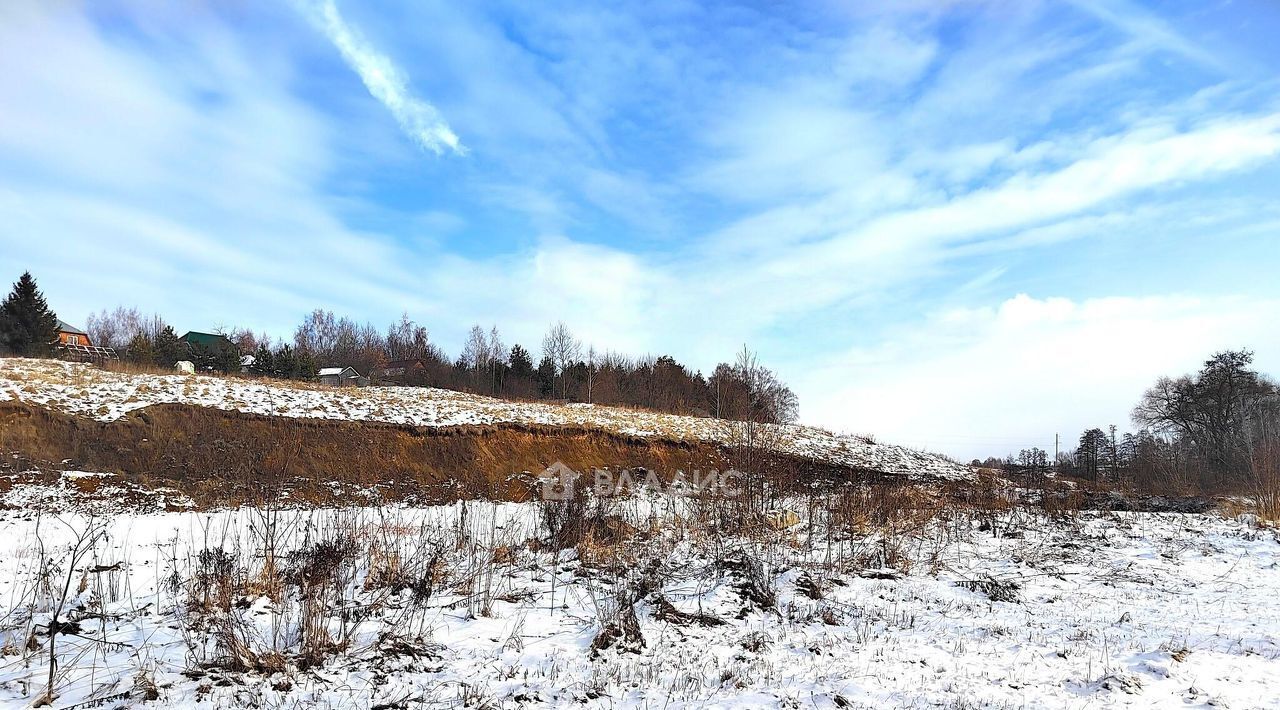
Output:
[4,0,1280,459]
[298,0,464,156]
[1066,0,1225,71]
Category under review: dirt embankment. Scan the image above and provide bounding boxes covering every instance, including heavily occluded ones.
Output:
[0,402,862,507]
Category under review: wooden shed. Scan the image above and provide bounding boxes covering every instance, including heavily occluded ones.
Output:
[317,366,366,387]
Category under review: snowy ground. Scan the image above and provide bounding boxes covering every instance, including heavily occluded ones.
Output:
[1,495,1277,709]
[0,358,969,480]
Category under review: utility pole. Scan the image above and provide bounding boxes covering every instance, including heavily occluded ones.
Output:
[1054,433,1059,469]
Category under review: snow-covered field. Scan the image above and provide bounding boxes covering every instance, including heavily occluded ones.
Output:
[1,496,1276,709]
[0,359,969,480]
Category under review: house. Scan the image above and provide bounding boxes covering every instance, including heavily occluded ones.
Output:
[317,366,367,387]
[179,331,241,372]
[180,331,236,354]
[55,320,92,347]
[55,319,118,362]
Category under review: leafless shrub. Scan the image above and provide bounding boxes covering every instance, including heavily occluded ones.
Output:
[286,533,361,667]
[31,515,110,706]
[828,482,939,535]
[1251,439,1280,522]
[540,495,588,550]
[958,577,1021,603]
[587,588,645,658]
[191,548,239,613]
[717,549,777,614]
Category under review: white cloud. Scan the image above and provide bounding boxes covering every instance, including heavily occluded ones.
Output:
[3,0,1279,460]
[297,0,464,156]
[837,114,1280,257]
[797,293,1280,461]
[707,113,1280,325]
[834,24,938,87]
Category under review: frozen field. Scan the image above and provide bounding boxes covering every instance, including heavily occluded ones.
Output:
[1,495,1276,709]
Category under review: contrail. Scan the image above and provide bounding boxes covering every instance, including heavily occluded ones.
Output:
[297,0,465,156]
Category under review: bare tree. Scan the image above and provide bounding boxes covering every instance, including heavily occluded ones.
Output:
[85,306,158,350]
[488,325,507,394]
[1133,350,1276,489]
[541,321,581,399]
[294,309,339,355]
[385,313,430,361]
[720,345,799,524]
[585,345,597,404]
[461,326,483,368]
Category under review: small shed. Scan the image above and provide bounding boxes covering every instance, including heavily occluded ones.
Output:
[317,366,366,387]
[55,320,92,347]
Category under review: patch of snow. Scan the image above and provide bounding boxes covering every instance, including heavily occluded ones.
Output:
[0,502,1274,707]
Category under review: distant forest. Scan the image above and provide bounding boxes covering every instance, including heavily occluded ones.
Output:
[982,350,1279,497]
[79,303,799,425]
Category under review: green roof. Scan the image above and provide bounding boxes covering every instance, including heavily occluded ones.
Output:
[180,331,235,351]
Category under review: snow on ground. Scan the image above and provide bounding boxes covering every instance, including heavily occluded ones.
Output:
[1,470,196,514]
[0,496,1277,709]
[0,359,969,480]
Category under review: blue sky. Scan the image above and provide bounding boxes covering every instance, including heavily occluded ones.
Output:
[3,0,1280,459]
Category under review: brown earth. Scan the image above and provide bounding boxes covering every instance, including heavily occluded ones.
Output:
[0,402,867,508]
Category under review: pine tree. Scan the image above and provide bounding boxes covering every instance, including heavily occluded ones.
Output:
[536,356,556,398]
[251,343,274,377]
[1077,428,1108,482]
[214,344,241,374]
[273,344,297,379]
[0,272,60,356]
[189,343,217,372]
[125,332,154,364]
[296,351,318,381]
[152,326,186,367]
[509,344,534,379]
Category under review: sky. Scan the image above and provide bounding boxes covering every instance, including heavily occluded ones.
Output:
[2,0,1279,461]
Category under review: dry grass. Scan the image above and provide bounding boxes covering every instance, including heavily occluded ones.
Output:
[1251,441,1280,523]
[0,357,969,482]
[828,483,941,535]
[100,360,182,377]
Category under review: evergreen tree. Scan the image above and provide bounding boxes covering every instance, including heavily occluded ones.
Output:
[509,344,534,379]
[187,335,242,374]
[215,345,241,374]
[0,272,59,356]
[296,351,318,380]
[536,356,556,398]
[251,343,274,377]
[189,343,218,372]
[273,344,297,379]
[153,326,186,367]
[1077,428,1108,482]
[125,332,154,364]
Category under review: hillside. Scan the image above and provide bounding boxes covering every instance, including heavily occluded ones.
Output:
[0,358,969,481]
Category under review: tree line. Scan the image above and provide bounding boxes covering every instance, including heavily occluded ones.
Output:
[58,281,797,425]
[986,350,1279,494]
